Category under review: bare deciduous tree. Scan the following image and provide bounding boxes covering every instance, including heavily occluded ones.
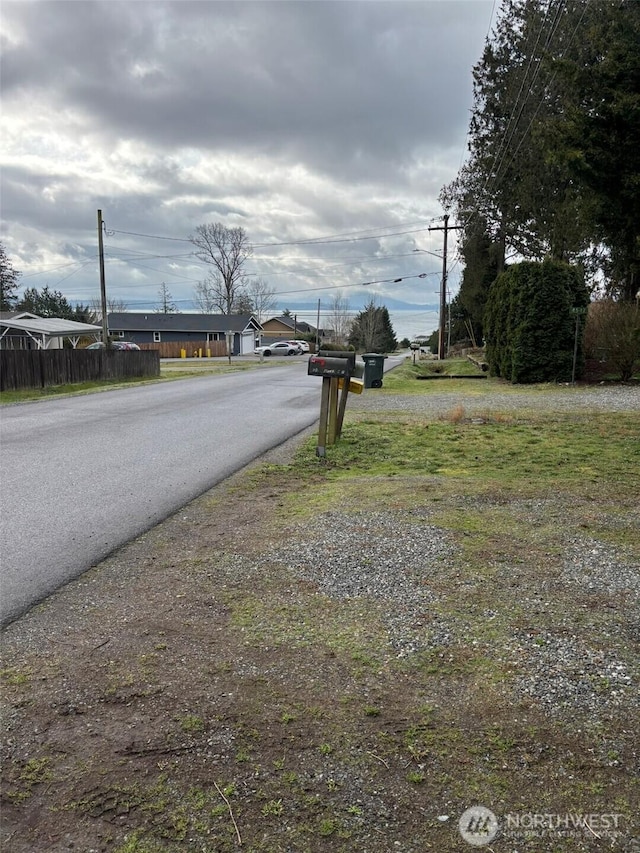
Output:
[194,275,256,314]
[584,299,640,381]
[326,292,352,344]
[245,277,276,322]
[90,296,128,318]
[190,223,252,315]
[232,291,254,315]
[193,277,221,313]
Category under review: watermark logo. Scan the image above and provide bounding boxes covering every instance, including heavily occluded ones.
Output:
[503,811,625,841]
[458,806,627,846]
[458,806,499,846]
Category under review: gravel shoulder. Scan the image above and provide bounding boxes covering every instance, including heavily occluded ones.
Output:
[1,382,639,853]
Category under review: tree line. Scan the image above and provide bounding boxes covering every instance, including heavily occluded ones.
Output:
[442,0,639,349]
[0,245,99,322]
[1,241,400,352]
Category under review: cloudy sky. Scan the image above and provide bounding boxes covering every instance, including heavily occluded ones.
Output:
[1,0,495,340]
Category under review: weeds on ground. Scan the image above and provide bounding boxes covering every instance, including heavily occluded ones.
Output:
[1,379,638,852]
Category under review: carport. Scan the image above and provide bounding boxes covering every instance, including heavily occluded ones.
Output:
[0,316,102,350]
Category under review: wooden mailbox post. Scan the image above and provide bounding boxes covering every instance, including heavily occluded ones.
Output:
[307,352,364,457]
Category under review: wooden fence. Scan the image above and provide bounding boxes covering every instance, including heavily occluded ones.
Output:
[138,341,227,358]
[0,349,161,391]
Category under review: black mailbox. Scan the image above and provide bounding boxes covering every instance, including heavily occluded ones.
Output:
[308,355,353,378]
[317,350,356,368]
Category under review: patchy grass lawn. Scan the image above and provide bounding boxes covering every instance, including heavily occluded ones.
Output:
[1,378,638,852]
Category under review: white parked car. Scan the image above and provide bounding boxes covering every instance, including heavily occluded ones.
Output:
[86,341,140,350]
[293,340,310,352]
[254,341,301,357]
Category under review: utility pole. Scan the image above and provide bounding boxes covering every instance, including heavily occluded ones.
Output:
[429,216,461,359]
[429,214,449,360]
[97,210,108,346]
[440,214,449,360]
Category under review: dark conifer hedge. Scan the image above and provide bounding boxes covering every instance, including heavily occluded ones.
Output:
[484,260,590,383]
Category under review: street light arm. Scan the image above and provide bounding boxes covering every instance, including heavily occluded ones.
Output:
[413,248,443,260]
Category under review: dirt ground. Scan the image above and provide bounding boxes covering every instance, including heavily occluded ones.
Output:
[1,399,639,853]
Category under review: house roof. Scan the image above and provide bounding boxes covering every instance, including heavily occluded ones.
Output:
[0,311,41,321]
[0,316,102,337]
[107,312,262,333]
[264,315,315,334]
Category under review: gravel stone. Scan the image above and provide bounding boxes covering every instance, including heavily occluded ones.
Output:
[272,510,456,656]
[349,383,640,416]
[513,631,636,717]
[270,502,639,723]
[561,537,640,595]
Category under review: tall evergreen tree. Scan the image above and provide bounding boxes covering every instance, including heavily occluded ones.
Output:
[443,0,591,269]
[155,283,179,313]
[456,218,501,344]
[553,0,640,300]
[378,305,397,353]
[0,243,21,311]
[17,285,74,318]
[349,300,397,352]
[71,303,98,325]
[442,0,638,309]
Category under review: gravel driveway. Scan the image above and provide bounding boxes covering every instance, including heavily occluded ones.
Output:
[1,380,638,852]
[350,383,640,414]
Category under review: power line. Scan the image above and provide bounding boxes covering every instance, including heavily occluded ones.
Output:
[103,249,205,285]
[122,271,437,300]
[449,0,585,270]
[103,231,444,290]
[20,217,441,309]
[455,0,501,173]
[104,246,195,261]
[109,229,192,242]
[485,0,562,193]
[107,220,436,249]
[491,1,587,188]
[19,260,93,279]
[269,272,433,297]
[253,226,432,249]
[252,250,432,266]
[490,1,567,192]
[243,251,443,280]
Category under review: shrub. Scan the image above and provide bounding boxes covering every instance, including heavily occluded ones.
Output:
[584,299,640,381]
[317,342,353,352]
[484,260,589,383]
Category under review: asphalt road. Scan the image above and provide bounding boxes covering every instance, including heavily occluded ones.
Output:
[0,362,322,627]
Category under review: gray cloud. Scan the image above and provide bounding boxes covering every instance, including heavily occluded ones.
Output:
[1,0,492,339]
[3,2,486,165]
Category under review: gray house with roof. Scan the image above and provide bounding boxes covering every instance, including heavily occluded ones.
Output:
[107,313,262,355]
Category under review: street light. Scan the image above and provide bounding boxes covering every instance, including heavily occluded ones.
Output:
[414,247,447,358]
[413,248,443,260]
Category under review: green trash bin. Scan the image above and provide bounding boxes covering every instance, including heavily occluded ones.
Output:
[362,353,387,389]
